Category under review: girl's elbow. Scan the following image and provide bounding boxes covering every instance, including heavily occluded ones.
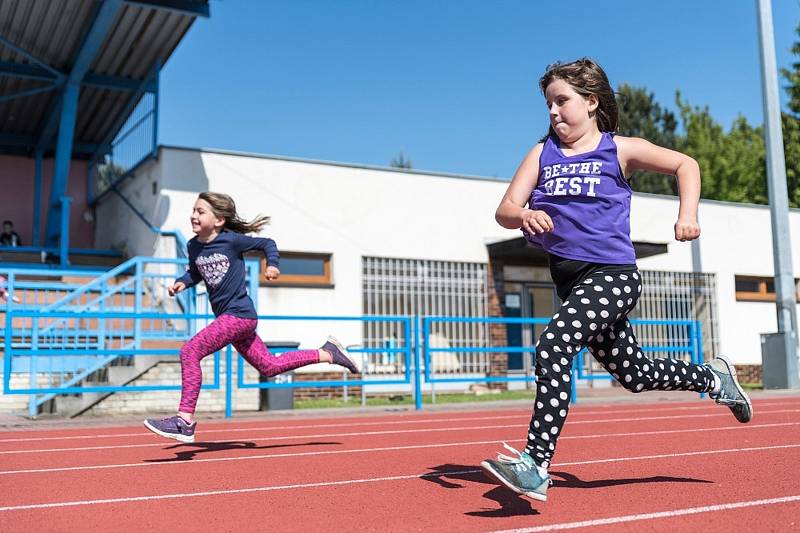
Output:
[494,210,504,225]
[674,156,700,180]
[495,210,514,229]
[682,155,700,173]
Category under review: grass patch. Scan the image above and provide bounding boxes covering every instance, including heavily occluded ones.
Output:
[740,382,763,390]
[294,389,535,409]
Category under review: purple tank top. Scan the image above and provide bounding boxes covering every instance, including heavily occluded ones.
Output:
[524,132,636,264]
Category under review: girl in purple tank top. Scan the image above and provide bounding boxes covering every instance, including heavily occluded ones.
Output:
[480,58,752,503]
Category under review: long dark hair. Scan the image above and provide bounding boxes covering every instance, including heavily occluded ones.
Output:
[198,192,270,234]
[539,58,618,140]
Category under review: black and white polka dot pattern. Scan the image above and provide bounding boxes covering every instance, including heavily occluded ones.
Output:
[523,270,716,468]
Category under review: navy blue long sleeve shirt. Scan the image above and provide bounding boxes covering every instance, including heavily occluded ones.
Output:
[176,230,279,318]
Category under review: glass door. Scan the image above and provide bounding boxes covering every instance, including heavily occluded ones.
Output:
[504,283,558,372]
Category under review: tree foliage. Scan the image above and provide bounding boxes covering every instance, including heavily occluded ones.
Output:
[390,152,412,169]
[617,84,679,195]
[781,21,800,208]
[616,21,800,208]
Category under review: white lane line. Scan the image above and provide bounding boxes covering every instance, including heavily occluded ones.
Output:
[0,469,482,512]
[491,495,800,532]
[1,445,800,512]
[1,419,798,456]
[2,429,799,476]
[2,401,796,444]
[2,408,798,454]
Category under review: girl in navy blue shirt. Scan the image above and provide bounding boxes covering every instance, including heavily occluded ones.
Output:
[144,192,357,442]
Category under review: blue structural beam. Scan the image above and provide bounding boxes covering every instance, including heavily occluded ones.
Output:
[33,150,43,246]
[0,83,58,104]
[43,0,124,247]
[43,83,80,247]
[0,60,155,92]
[125,0,210,17]
[0,34,64,80]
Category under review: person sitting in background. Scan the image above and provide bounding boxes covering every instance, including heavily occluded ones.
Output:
[0,220,22,247]
[0,275,21,303]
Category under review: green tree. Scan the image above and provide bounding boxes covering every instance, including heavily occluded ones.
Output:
[676,94,767,205]
[616,84,680,195]
[390,152,412,169]
[96,161,128,194]
[780,21,800,208]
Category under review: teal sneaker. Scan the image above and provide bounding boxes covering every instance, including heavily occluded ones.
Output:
[480,443,551,502]
[707,355,753,423]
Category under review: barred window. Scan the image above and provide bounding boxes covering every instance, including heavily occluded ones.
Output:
[362,257,488,374]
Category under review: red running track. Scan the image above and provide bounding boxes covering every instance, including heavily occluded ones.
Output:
[0,396,799,532]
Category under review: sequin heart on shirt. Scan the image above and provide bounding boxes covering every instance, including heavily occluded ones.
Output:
[195,253,230,288]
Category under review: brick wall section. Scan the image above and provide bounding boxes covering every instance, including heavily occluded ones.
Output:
[487,258,508,391]
[737,364,762,384]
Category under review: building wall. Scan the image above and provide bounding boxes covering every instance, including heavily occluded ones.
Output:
[96,146,800,366]
[0,155,93,248]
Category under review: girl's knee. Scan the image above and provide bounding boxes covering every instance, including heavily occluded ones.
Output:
[179,345,198,363]
[620,375,653,393]
[623,381,645,393]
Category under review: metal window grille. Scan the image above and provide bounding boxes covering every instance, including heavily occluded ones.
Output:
[362,257,489,374]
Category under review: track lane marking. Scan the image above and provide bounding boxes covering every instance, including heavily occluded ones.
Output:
[492,495,800,532]
[2,400,797,444]
[1,419,798,456]
[1,445,799,511]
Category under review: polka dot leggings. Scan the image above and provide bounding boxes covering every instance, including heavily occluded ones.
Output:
[524,270,717,468]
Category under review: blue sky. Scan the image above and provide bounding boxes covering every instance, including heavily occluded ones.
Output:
[159,0,800,178]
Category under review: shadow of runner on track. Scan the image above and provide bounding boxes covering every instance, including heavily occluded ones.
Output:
[422,464,712,518]
[421,463,541,517]
[549,470,713,490]
[143,441,341,462]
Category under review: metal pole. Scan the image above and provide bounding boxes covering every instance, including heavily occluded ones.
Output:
[225,346,233,418]
[59,196,71,265]
[33,149,43,246]
[44,81,79,248]
[756,0,799,387]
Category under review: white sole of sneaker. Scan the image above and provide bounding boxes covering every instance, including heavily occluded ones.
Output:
[143,420,196,443]
[714,355,753,423]
[327,336,359,372]
[480,461,548,502]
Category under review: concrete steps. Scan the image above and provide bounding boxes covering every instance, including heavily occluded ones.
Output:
[56,339,185,417]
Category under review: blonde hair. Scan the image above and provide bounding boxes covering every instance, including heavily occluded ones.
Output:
[198,192,270,234]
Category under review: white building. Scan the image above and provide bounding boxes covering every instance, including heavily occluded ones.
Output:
[96,145,800,382]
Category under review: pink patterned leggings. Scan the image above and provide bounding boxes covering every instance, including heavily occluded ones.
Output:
[179,314,320,413]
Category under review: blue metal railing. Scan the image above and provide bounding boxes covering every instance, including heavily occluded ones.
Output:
[3,311,419,414]
[3,305,706,415]
[233,315,418,414]
[87,65,159,204]
[2,257,194,415]
[4,311,219,397]
[422,316,705,404]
